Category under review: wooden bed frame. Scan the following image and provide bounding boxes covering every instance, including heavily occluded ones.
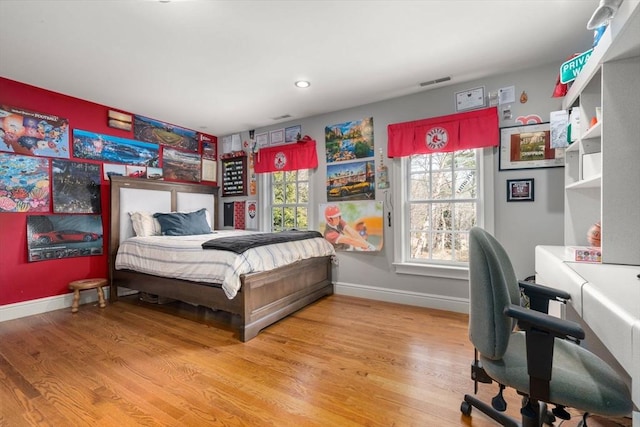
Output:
[108,176,333,341]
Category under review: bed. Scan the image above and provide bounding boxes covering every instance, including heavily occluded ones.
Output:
[108,176,334,341]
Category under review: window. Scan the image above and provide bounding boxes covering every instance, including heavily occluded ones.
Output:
[269,169,309,231]
[406,149,479,265]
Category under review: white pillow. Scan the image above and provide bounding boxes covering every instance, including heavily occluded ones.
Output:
[129,211,162,237]
[129,210,212,237]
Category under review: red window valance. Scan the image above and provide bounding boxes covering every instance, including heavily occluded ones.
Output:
[387,107,498,158]
[254,138,318,173]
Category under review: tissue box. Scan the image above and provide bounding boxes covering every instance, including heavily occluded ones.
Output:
[566,246,602,263]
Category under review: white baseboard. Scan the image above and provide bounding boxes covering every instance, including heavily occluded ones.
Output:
[0,287,137,322]
[334,281,469,314]
[1,283,468,322]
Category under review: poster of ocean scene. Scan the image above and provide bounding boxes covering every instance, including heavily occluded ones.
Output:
[0,152,50,212]
[72,129,159,167]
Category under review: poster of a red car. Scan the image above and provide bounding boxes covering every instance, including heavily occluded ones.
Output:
[27,215,103,262]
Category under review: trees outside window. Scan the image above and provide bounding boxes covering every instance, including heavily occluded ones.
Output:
[407,149,478,264]
[269,169,309,231]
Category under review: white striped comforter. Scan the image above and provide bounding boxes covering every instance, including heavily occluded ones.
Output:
[115,230,335,299]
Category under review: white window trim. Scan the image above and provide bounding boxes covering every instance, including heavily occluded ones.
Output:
[391,147,495,279]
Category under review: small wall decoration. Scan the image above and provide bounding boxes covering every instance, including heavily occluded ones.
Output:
[269,128,284,145]
[318,201,383,252]
[26,214,103,262]
[455,86,485,112]
[162,147,201,182]
[0,152,50,212]
[327,160,375,201]
[325,117,374,163]
[284,125,302,143]
[256,132,269,148]
[107,110,132,131]
[223,202,234,227]
[0,105,69,158]
[103,163,126,181]
[133,115,198,152]
[125,165,147,179]
[377,148,389,189]
[506,178,535,202]
[201,137,217,183]
[73,129,159,167]
[499,123,563,170]
[52,159,101,213]
[234,201,246,230]
[245,200,258,230]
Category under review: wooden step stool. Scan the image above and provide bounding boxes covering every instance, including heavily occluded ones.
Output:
[69,278,107,313]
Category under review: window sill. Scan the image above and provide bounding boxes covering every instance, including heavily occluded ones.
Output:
[392,262,469,280]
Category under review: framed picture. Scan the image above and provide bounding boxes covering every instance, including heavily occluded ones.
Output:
[256,132,269,148]
[499,123,563,170]
[269,128,284,145]
[285,125,302,143]
[455,86,485,112]
[506,178,534,202]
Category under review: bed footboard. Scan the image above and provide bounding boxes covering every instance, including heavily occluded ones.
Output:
[239,255,333,341]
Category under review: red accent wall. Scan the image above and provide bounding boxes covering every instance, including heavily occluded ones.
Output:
[0,77,215,305]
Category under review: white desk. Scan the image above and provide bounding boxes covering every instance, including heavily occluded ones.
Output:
[535,246,640,425]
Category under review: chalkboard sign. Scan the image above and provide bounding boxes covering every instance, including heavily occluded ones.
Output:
[221,156,247,197]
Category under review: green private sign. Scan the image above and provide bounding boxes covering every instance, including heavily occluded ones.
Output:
[560,49,594,84]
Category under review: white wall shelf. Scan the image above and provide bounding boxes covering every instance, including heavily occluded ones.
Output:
[562,0,640,265]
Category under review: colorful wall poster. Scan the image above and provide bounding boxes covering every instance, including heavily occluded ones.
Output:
[325,117,374,163]
[52,159,101,213]
[319,201,383,252]
[0,152,49,212]
[134,115,198,152]
[162,147,201,182]
[0,105,69,158]
[326,160,375,201]
[72,129,159,167]
[26,214,103,262]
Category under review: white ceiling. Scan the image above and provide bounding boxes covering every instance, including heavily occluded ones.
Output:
[0,0,598,136]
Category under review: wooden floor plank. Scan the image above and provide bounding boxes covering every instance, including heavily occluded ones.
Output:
[0,294,630,426]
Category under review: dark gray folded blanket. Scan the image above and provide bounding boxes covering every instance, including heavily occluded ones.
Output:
[202,230,323,254]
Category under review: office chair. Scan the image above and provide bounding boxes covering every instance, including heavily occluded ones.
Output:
[461,227,632,427]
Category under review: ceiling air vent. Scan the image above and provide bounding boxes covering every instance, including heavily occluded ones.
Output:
[419,76,451,87]
[272,114,292,120]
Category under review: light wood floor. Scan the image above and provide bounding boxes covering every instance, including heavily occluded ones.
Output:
[0,295,630,426]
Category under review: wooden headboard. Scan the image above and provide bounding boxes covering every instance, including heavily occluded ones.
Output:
[108,176,219,278]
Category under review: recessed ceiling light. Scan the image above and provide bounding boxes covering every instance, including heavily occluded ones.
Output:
[295,80,310,88]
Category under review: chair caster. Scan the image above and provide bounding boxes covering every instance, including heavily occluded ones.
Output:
[461,400,472,416]
[552,405,571,420]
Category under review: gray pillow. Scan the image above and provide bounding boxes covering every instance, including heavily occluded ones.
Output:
[153,209,212,236]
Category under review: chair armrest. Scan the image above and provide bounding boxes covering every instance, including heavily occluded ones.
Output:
[519,280,571,313]
[519,280,571,301]
[504,304,586,402]
[505,304,585,340]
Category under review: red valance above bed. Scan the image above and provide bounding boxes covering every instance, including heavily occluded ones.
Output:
[254,139,318,173]
[387,107,498,158]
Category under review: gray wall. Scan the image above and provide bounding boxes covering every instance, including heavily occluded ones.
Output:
[233,62,566,312]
